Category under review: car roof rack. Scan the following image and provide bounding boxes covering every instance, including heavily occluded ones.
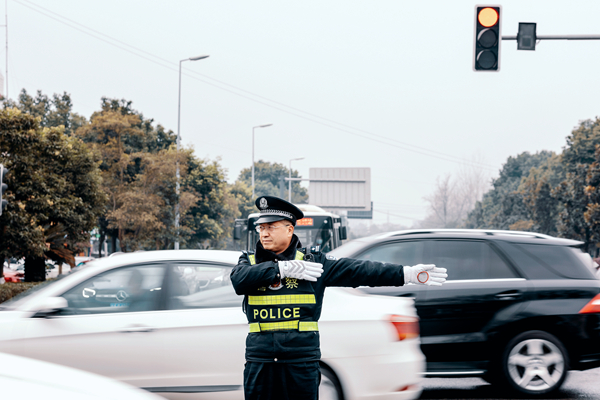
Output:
[379,229,555,240]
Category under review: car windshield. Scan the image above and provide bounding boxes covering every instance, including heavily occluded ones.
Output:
[328,239,370,258]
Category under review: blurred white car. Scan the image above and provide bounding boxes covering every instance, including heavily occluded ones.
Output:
[0,250,425,400]
[0,352,164,400]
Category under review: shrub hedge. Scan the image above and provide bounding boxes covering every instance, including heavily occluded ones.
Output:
[0,282,42,303]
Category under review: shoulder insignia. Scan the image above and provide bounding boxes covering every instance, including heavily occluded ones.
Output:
[326,255,337,261]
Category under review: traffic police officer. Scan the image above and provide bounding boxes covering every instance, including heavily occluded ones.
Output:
[231,196,447,400]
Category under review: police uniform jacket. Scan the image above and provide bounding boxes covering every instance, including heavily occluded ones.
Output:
[230,234,406,363]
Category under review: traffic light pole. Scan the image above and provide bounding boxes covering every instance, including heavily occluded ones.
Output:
[474,6,600,69]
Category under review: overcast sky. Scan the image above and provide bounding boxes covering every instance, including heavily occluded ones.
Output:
[3,0,600,225]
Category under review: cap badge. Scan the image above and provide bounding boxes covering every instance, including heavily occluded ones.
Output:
[259,198,268,209]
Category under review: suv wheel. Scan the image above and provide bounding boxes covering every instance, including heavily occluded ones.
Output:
[319,366,343,400]
[502,330,568,395]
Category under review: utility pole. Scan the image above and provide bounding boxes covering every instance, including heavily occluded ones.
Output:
[1,0,7,99]
[4,0,6,98]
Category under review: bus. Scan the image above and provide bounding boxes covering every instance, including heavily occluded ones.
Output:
[233,204,347,253]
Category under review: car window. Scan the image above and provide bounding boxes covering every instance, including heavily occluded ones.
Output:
[510,244,596,280]
[166,263,241,310]
[430,240,517,280]
[61,265,165,315]
[355,240,426,266]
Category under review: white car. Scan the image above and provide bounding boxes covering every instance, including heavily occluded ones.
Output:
[0,352,164,400]
[0,250,425,400]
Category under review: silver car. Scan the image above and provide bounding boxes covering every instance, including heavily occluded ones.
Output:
[0,250,425,400]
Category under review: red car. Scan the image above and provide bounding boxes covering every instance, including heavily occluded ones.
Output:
[2,267,24,283]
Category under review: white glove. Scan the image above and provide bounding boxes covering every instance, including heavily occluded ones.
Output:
[404,264,447,286]
[278,260,324,282]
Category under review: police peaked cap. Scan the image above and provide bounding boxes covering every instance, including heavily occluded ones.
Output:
[254,196,304,226]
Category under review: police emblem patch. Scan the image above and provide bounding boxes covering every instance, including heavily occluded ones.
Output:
[259,197,268,209]
[285,278,298,289]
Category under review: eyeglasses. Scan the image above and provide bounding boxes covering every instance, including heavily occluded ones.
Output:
[255,224,292,233]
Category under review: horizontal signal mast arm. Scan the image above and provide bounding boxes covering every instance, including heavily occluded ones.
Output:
[503,34,600,40]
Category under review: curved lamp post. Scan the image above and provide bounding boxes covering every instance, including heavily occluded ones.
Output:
[175,54,209,250]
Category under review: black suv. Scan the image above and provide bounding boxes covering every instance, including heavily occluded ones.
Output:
[328,229,600,396]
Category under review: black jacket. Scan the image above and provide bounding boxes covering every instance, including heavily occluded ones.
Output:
[230,234,406,363]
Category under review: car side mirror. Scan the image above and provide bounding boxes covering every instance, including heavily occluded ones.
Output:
[339,226,348,241]
[29,297,68,318]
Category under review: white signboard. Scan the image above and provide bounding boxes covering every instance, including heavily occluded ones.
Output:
[308,168,371,212]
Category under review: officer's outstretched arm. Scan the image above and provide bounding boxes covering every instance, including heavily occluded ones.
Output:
[320,257,447,287]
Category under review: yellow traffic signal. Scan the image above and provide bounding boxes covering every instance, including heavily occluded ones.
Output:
[473,5,502,72]
[478,8,499,28]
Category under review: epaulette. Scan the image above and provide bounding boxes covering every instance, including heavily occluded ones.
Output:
[244,251,256,265]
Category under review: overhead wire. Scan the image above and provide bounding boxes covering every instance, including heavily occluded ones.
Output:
[13,0,498,172]
[373,209,421,221]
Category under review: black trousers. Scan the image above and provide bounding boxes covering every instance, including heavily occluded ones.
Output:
[243,361,321,400]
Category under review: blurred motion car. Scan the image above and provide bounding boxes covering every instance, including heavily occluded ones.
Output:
[0,351,165,400]
[0,250,425,400]
[3,266,24,282]
[3,257,24,270]
[3,260,63,280]
[328,229,600,396]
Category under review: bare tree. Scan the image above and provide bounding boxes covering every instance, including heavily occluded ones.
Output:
[456,154,490,213]
[422,174,462,228]
[419,155,491,228]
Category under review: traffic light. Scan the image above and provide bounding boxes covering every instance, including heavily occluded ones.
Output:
[473,5,502,71]
[0,164,8,215]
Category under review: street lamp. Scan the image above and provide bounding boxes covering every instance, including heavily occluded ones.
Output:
[175,54,209,251]
[252,123,273,198]
[288,157,304,202]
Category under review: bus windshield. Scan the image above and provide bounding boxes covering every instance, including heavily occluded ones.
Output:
[248,216,336,253]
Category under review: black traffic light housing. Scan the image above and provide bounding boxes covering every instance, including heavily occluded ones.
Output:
[0,164,8,215]
[473,5,502,72]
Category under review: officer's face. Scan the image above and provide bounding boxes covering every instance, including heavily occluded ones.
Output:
[259,221,294,254]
